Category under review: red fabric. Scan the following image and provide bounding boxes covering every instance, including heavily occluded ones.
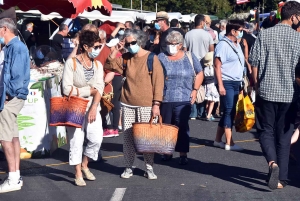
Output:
[95,45,111,67]
[99,21,117,39]
[2,0,112,18]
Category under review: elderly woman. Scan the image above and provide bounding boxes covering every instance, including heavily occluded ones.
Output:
[105,29,164,179]
[158,31,203,165]
[213,20,245,151]
[63,30,104,186]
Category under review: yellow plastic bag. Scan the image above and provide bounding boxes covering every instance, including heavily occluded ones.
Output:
[235,93,255,133]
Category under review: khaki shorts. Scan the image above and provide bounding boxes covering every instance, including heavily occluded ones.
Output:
[0,97,25,141]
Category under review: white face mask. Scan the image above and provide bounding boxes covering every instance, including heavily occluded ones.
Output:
[167,44,179,56]
[88,47,101,59]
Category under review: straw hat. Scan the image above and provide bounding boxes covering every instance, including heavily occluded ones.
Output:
[203,52,214,67]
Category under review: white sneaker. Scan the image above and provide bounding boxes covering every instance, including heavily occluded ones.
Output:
[18,177,23,187]
[144,169,157,180]
[225,144,243,151]
[0,178,21,193]
[121,168,133,179]
[213,141,225,149]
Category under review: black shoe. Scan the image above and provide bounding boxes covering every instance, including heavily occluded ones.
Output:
[179,156,188,165]
[268,162,279,190]
[161,154,173,161]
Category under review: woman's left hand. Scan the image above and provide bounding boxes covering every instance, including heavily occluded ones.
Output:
[190,90,197,104]
[88,105,97,124]
[152,105,160,117]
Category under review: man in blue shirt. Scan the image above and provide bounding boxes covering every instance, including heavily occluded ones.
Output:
[0,18,30,193]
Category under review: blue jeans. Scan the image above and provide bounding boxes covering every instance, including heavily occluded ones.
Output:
[218,81,240,128]
[190,102,206,118]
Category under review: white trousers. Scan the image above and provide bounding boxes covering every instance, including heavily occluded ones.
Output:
[67,107,103,165]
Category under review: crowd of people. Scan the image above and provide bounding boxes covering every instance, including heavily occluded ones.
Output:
[1,0,300,193]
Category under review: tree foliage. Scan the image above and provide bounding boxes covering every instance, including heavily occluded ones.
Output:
[110,0,281,18]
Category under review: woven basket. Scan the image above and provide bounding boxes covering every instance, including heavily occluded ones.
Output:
[50,87,89,128]
[100,83,114,116]
[132,116,179,155]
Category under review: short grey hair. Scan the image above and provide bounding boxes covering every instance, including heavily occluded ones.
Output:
[248,22,255,33]
[124,29,148,48]
[220,20,228,27]
[0,18,17,34]
[98,29,106,39]
[166,31,184,44]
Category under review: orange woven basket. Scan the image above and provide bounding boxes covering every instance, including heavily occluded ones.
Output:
[132,116,179,155]
[50,87,89,128]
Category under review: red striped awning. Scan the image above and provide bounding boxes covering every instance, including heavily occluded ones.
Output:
[236,0,250,5]
[1,0,112,18]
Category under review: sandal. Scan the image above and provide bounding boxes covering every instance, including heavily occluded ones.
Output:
[81,168,96,181]
[267,162,279,190]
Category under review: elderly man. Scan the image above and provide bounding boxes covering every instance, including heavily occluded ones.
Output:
[22,22,35,49]
[0,18,30,193]
[218,20,228,41]
[52,23,69,62]
[204,15,217,43]
[154,11,173,54]
[249,1,300,190]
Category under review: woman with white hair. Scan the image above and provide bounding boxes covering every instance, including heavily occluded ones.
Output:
[105,29,164,179]
[158,31,203,165]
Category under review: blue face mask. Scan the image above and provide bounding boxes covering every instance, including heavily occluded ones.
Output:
[154,23,161,30]
[118,30,125,35]
[88,48,101,59]
[236,30,243,39]
[128,44,140,54]
[149,35,155,42]
[0,37,4,45]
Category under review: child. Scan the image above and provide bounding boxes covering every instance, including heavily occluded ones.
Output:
[203,52,220,121]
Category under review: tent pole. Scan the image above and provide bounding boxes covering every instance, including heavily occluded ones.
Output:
[48,21,51,45]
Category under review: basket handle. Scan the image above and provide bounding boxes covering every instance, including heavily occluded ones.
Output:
[149,115,163,127]
[67,86,80,101]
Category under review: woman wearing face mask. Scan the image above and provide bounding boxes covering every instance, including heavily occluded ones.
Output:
[62,30,104,186]
[105,29,164,179]
[158,31,204,165]
[213,20,245,152]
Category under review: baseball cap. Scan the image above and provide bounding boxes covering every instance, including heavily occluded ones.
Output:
[156,11,169,20]
[106,38,119,47]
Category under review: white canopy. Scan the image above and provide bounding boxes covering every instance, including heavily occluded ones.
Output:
[180,15,192,23]
[16,10,137,23]
[136,12,182,24]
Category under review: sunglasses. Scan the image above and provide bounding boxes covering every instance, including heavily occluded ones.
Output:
[167,42,180,46]
[124,41,137,47]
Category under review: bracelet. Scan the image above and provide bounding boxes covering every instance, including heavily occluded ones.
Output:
[153,103,160,106]
[192,88,198,91]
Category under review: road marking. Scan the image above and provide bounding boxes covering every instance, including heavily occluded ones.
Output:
[110,188,126,201]
[103,155,124,159]
[235,139,258,143]
[190,145,205,148]
[0,138,259,174]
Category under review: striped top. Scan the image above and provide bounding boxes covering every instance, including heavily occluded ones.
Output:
[75,58,95,82]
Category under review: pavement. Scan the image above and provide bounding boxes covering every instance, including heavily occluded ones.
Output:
[1,118,300,201]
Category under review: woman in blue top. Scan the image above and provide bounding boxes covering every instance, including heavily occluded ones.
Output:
[158,31,203,165]
[213,20,245,151]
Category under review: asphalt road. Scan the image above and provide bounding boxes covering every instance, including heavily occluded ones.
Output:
[1,118,300,201]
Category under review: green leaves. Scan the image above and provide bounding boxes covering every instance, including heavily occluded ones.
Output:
[30,82,45,98]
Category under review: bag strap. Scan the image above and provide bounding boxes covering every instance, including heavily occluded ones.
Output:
[72,57,77,71]
[147,52,155,75]
[185,51,196,78]
[220,39,243,67]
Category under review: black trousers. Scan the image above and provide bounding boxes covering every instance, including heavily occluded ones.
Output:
[255,95,295,181]
[160,102,191,153]
[107,75,123,130]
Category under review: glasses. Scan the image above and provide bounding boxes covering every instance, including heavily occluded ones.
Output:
[167,42,180,46]
[235,29,243,32]
[124,41,137,47]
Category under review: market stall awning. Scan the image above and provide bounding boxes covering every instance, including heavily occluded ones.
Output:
[16,10,136,23]
[1,0,112,18]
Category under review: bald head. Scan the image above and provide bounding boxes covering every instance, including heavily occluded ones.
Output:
[204,15,212,27]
